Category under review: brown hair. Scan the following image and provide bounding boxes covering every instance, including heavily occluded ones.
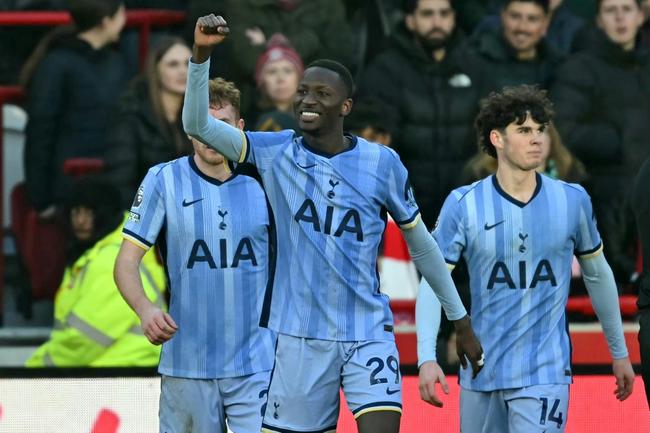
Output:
[145,36,190,154]
[464,122,587,182]
[208,78,242,117]
[475,85,554,158]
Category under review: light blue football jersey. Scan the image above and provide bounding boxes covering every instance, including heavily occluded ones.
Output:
[242,131,420,341]
[123,156,276,379]
[434,173,601,391]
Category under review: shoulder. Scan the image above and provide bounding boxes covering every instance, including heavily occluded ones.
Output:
[145,157,186,179]
[246,128,296,144]
[449,178,486,204]
[543,175,590,200]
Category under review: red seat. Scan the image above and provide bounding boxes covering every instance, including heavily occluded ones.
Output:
[10,183,66,300]
[10,158,105,300]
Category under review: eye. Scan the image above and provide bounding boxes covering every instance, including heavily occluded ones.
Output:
[318,90,329,97]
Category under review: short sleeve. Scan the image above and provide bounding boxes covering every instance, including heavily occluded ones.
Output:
[432,192,466,267]
[574,187,602,258]
[244,129,295,171]
[384,152,420,229]
[122,168,165,250]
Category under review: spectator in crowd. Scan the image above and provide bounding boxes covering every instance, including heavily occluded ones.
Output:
[361,0,484,227]
[25,178,166,367]
[463,121,586,182]
[470,0,563,94]
[226,0,356,96]
[252,34,303,132]
[551,0,649,283]
[633,157,650,409]
[472,0,585,55]
[104,37,192,207]
[21,0,129,218]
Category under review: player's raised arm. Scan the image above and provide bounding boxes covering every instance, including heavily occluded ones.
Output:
[183,14,247,163]
[402,219,484,378]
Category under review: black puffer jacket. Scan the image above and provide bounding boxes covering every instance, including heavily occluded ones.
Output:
[24,35,129,211]
[360,26,484,227]
[551,29,650,280]
[470,30,563,94]
[104,78,192,207]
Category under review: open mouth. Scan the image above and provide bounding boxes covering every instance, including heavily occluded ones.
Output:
[300,111,321,121]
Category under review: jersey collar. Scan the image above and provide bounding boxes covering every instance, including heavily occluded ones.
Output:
[491,172,543,208]
[299,133,358,158]
[188,155,237,186]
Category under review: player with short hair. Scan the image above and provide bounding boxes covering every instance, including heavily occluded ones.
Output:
[183,14,484,433]
[115,77,276,433]
[417,85,635,432]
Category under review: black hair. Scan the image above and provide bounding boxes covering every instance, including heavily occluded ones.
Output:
[306,59,355,98]
[474,85,554,158]
[65,176,123,263]
[502,0,549,14]
[68,0,123,32]
[345,97,398,136]
[403,0,455,14]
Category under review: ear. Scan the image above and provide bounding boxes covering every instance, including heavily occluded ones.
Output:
[405,14,416,32]
[237,118,245,131]
[490,129,504,151]
[340,98,353,117]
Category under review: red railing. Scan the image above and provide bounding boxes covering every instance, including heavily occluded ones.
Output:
[0,9,186,323]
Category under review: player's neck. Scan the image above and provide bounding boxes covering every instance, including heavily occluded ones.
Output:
[302,130,349,155]
[193,154,232,182]
[495,167,538,203]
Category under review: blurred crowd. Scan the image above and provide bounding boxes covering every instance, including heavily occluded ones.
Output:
[1,0,649,365]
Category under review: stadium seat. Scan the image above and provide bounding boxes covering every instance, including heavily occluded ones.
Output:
[10,158,105,302]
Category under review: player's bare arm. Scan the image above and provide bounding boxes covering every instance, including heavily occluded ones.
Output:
[114,240,177,345]
[192,14,230,64]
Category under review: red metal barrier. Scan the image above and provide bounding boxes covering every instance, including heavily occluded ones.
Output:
[0,9,185,322]
[0,10,186,69]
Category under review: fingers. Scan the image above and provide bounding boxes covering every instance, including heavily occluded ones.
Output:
[163,312,179,330]
[144,311,177,345]
[439,372,450,395]
[615,373,634,401]
[427,381,443,408]
[197,14,230,36]
[470,352,485,379]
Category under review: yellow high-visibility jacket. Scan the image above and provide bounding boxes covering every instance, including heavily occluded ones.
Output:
[26,214,166,367]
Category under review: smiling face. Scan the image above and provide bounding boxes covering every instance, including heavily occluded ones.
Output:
[491,113,547,171]
[597,0,644,50]
[294,66,352,135]
[501,1,549,54]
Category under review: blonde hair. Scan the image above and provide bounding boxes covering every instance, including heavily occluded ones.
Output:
[208,78,241,117]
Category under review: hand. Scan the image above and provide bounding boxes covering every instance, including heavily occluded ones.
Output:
[418,361,449,407]
[612,357,634,401]
[139,304,178,345]
[245,27,266,46]
[194,14,230,47]
[453,315,484,378]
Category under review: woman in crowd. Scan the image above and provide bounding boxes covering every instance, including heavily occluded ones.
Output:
[104,37,192,206]
[252,34,303,132]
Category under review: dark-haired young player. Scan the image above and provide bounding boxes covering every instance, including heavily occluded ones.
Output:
[182,13,484,433]
[417,85,634,432]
